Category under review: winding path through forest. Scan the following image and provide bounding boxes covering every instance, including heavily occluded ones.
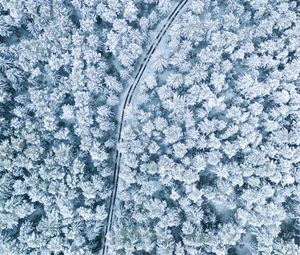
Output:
[101,1,189,253]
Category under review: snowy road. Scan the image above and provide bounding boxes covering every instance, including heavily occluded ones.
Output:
[101,1,189,253]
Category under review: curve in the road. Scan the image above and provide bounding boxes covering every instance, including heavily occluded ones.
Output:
[101,1,189,254]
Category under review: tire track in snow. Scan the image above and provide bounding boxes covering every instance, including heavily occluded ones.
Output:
[101,1,189,253]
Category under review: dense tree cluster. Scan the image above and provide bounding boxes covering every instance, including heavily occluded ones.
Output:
[0,0,177,254]
[1,0,300,254]
[110,0,300,254]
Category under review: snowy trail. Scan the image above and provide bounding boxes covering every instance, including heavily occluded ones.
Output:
[101,1,189,253]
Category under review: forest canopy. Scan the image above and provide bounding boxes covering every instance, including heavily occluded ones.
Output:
[0,0,300,255]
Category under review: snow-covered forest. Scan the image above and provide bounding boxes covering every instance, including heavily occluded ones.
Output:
[0,0,300,254]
